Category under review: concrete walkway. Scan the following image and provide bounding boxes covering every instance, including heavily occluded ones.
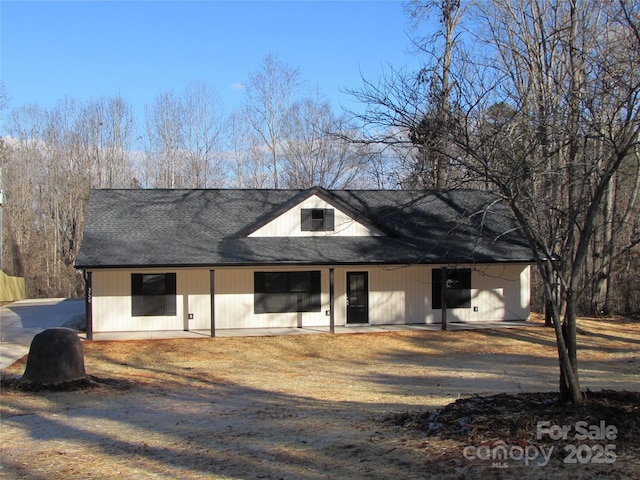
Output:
[0,298,85,370]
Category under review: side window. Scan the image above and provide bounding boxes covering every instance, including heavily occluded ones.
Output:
[432,268,471,309]
[132,273,177,316]
[301,208,335,231]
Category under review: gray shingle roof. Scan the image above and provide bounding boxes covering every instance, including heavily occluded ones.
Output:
[75,188,535,268]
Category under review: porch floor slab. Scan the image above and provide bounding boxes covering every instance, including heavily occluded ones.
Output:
[82,320,539,341]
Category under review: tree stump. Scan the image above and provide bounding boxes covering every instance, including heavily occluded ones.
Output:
[22,328,87,384]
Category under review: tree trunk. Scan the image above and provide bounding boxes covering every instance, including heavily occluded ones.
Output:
[546,301,583,403]
[559,293,583,403]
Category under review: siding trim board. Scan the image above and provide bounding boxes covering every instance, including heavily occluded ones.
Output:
[84,271,93,341]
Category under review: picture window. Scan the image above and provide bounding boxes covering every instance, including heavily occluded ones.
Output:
[254,271,321,313]
[131,273,177,316]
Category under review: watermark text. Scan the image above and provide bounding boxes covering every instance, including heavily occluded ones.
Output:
[462,420,618,468]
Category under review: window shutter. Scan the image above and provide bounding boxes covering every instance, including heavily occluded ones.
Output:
[432,269,442,310]
[310,271,321,310]
[132,274,143,295]
[254,272,265,313]
[301,209,312,231]
[324,209,335,231]
[131,274,144,316]
[165,273,177,316]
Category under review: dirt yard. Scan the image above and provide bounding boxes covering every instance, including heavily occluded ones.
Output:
[1,316,638,479]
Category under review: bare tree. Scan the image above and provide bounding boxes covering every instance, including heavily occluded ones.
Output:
[41,97,92,296]
[4,104,52,292]
[404,0,467,188]
[3,98,90,296]
[144,83,225,188]
[2,95,134,296]
[144,90,185,188]
[449,0,640,402]
[281,93,369,189]
[349,0,640,403]
[84,96,137,188]
[181,81,225,187]
[225,110,270,188]
[243,54,302,188]
[347,1,468,189]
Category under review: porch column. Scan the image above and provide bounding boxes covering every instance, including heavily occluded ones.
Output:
[441,267,448,331]
[210,270,216,337]
[329,268,335,333]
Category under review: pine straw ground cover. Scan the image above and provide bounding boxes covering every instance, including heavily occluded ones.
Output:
[1,316,638,480]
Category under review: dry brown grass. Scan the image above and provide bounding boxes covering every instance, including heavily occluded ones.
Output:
[1,316,638,479]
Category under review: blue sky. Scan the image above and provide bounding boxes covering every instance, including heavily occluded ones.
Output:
[1,0,421,121]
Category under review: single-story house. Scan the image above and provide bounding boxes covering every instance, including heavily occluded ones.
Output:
[75,187,535,338]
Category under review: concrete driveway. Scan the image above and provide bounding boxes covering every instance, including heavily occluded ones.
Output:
[0,298,85,370]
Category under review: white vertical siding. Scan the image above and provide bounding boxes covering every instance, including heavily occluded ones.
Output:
[214,267,329,328]
[92,269,211,332]
[351,265,531,325]
[89,263,530,332]
[179,269,211,330]
[213,269,253,329]
[333,268,346,326]
[334,266,431,325]
[249,195,383,237]
[368,266,430,325]
[471,264,530,321]
[427,264,531,323]
[91,270,133,332]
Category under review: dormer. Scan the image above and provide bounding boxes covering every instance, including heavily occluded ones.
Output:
[247,187,387,238]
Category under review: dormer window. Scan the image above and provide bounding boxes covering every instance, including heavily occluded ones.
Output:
[301,208,335,231]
